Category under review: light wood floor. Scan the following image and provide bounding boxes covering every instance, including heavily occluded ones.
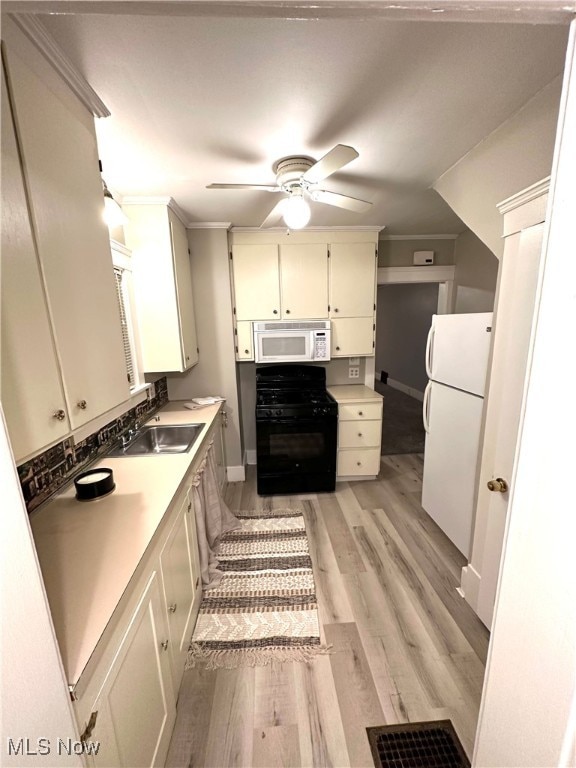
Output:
[165,455,489,767]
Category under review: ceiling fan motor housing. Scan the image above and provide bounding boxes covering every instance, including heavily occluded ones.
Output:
[273,156,315,192]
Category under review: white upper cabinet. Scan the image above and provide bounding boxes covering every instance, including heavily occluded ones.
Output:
[279,243,328,319]
[231,242,329,322]
[123,201,199,373]
[1,45,130,459]
[329,242,377,317]
[231,243,281,320]
[1,64,70,460]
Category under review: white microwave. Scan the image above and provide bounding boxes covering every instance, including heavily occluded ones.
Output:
[253,321,331,363]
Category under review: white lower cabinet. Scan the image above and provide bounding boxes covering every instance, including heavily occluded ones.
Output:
[328,386,383,480]
[83,572,176,768]
[159,491,201,692]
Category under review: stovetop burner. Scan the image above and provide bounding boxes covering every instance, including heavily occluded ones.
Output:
[255,364,337,418]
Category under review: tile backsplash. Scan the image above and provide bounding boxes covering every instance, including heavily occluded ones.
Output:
[18,378,168,514]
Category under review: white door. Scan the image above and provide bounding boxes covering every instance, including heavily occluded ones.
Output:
[422,381,484,557]
[466,223,545,627]
[427,312,493,395]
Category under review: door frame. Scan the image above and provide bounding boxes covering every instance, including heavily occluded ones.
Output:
[377,265,455,314]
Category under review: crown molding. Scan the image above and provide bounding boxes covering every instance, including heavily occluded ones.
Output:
[109,239,132,257]
[230,225,385,233]
[121,195,189,225]
[497,177,551,215]
[187,222,232,229]
[10,14,110,118]
[379,233,460,240]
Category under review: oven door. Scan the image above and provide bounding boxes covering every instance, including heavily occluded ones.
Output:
[254,331,312,363]
[256,415,337,478]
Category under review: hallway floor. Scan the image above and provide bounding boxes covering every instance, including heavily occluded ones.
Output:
[166,456,488,767]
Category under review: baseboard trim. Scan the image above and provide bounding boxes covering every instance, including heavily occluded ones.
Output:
[387,378,425,402]
[460,564,481,608]
[245,449,257,465]
[227,465,245,482]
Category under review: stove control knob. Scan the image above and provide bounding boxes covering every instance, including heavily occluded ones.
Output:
[275,409,282,416]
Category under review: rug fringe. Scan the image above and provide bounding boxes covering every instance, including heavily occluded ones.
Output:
[186,642,332,670]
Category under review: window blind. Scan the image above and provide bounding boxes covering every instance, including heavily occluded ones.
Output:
[113,267,135,386]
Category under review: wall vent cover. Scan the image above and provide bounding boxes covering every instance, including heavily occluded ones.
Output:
[366,720,470,768]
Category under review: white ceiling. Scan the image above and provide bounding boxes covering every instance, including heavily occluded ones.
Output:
[31,6,570,233]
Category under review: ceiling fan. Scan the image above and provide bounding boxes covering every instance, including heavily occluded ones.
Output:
[207,144,372,229]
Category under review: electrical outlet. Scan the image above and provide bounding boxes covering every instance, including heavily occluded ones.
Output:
[349,367,360,379]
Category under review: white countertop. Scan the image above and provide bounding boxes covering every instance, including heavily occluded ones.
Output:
[327,384,384,402]
[31,401,221,687]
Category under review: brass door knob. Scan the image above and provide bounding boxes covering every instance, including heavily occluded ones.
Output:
[487,477,509,493]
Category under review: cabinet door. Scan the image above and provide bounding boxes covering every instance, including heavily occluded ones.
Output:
[280,243,328,319]
[331,317,374,357]
[169,210,199,370]
[88,572,175,768]
[6,47,130,429]
[1,64,70,460]
[159,494,200,692]
[232,244,280,320]
[329,242,376,317]
[235,321,254,360]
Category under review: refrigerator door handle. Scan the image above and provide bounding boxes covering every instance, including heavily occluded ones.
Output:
[423,381,432,434]
[425,325,434,379]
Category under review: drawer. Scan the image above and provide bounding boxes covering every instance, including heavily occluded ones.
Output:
[339,401,382,421]
[338,420,381,449]
[337,448,381,477]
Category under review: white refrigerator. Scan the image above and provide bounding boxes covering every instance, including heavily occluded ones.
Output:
[421,312,493,557]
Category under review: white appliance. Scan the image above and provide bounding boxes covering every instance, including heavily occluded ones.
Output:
[421,312,493,557]
[253,320,331,363]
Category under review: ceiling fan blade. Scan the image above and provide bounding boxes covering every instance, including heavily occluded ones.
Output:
[302,144,359,184]
[207,183,281,191]
[260,199,286,228]
[310,189,372,213]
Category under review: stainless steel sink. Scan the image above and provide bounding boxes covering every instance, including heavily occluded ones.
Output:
[109,424,203,456]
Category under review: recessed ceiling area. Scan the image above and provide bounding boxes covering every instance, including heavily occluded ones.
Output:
[32,8,570,233]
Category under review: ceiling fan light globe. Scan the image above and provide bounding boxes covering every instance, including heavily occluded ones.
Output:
[282,195,311,229]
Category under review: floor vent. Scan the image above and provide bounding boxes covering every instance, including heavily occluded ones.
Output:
[367,720,470,768]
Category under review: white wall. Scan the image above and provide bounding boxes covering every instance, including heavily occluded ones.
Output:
[434,76,562,258]
[376,283,438,394]
[0,409,83,768]
[378,237,456,267]
[453,229,499,313]
[166,228,243,472]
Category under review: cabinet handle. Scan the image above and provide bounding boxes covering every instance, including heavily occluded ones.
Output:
[273,309,278,315]
[186,355,190,361]
[357,461,361,466]
[161,640,169,651]
[52,409,66,421]
[187,501,192,513]
[286,309,291,314]
[244,349,249,354]
[80,711,98,744]
[168,603,177,613]
[334,307,339,313]
[358,411,363,416]
[77,400,87,410]
[358,433,363,437]
[336,346,341,351]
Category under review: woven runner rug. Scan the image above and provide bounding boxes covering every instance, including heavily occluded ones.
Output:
[186,508,329,669]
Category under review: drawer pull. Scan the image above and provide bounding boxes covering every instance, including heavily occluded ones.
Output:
[357,461,362,466]
[77,399,87,410]
[187,501,192,513]
[358,411,363,416]
[168,603,177,613]
[358,433,363,437]
[244,349,250,354]
[161,640,169,651]
[52,409,66,421]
